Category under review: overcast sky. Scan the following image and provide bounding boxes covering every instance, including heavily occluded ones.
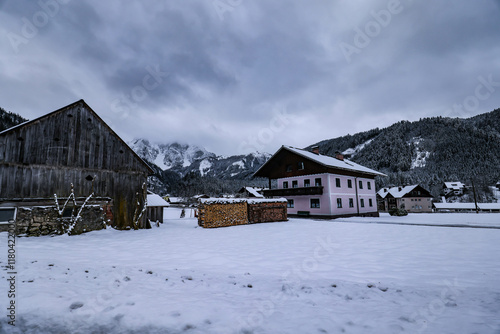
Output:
[1,0,500,155]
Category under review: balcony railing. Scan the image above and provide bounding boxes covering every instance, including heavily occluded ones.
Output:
[263,186,324,197]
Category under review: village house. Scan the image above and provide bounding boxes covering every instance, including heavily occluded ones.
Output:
[0,100,154,235]
[147,192,170,224]
[443,181,467,197]
[237,186,265,198]
[253,145,385,218]
[377,185,433,213]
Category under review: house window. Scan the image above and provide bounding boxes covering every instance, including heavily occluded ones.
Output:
[304,179,310,187]
[347,179,352,188]
[0,208,16,224]
[335,178,341,188]
[292,180,298,188]
[287,199,294,208]
[367,182,371,190]
[337,198,342,208]
[283,181,289,189]
[315,178,322,187]
[286,164,292,172]
[359,180,363,189]
[349,198,354,208]
[369,199,373,207]
[310,199,320,208]
[360,199,365,207]
[298,162,304,170]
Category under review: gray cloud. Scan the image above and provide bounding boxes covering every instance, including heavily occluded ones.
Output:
[1,0,499,155]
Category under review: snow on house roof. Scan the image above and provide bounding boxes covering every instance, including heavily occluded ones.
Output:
[377,185,421,199]
[283,146,386,177]
[444,182,465,190]
[167,197,185,204]
[244,187,264,198]
[147,194,170,207]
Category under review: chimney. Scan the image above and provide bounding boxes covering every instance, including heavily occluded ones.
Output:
[398,186,402,192]
[311,145,320,155]
[335,151,344,161]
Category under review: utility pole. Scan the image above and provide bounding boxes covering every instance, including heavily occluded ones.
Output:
[471,180,479,214]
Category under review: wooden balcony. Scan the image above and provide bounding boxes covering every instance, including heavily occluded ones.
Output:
[263,186,324,197]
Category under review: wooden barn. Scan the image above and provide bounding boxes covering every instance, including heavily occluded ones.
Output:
[0,100,154,235]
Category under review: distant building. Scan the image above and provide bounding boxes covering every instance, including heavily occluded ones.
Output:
[254,145,385,218]
[443,182,466,197]
[433,202,500,213]
[377,185,433,213]
[496,181,500,190]
[238,186,265,198]
[147,192,170,224]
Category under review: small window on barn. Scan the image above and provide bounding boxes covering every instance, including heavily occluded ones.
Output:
[286,164,292,172]
[67,114,73,118]
[0,208,16,224]
[87,118,92,122]
[119,149,124,154]
[287,199,294,208]
[310,199,320,208]
[298,162,304,170]
[17,137,24,141]
[85,175,94,181]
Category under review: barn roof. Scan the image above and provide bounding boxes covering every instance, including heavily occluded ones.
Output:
[0,99,154,174]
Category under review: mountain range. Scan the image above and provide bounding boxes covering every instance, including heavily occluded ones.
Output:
[2,105,499,199]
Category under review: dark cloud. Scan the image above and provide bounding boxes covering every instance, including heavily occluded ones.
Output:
[1,0,499,154]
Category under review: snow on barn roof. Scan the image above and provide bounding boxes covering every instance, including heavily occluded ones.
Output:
[147,194,169,207]
[283,146,386,177]
[444,182,465,190]
[377,185,420,199]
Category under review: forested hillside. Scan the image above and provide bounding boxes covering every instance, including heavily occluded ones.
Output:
[0,106,27,131]
[309,108,500,198]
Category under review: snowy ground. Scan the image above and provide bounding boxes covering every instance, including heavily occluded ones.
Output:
[1,212,500,334]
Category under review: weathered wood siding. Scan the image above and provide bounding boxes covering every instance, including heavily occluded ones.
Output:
[0,101,152,229]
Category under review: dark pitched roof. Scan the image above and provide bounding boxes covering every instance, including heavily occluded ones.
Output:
[254,145,386,178]
[0,99,154,174]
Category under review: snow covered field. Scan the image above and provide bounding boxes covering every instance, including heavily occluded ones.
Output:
[1,212,500,334]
